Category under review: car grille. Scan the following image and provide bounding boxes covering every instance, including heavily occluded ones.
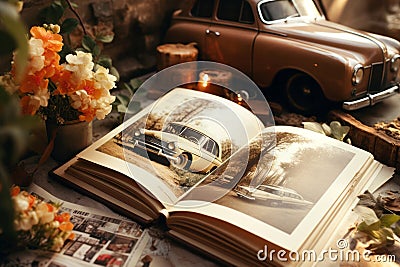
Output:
[136,135,176,156]
[144,135,162,146]
[368,63,384,93]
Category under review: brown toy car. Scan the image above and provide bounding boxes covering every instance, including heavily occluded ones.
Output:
[164,0,400,114]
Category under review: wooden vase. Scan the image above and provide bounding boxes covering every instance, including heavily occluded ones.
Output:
[46,120,93,162]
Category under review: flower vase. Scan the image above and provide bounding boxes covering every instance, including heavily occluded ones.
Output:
[46,120,93,162]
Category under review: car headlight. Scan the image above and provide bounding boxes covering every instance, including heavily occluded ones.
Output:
[391,54,400,72]
[352,64,364,85]
[167,142,176,150]
[134,130,141,137]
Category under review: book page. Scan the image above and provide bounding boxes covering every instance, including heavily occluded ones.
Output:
[78,88,265,206]
[168,126,380,252]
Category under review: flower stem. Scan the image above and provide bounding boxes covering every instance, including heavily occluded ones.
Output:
[65,0,87,35]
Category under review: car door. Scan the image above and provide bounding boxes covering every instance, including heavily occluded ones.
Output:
[205,0,259,77]
[165,0,215,59]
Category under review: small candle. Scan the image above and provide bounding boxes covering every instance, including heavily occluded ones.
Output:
[201,74,210,88]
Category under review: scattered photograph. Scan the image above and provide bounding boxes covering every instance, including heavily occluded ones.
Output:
[107,235,137,254]
[94,253,128,266]
[75,218,105,234]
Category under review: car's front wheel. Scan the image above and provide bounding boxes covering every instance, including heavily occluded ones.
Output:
[172,153,192,171]
[285,73,325,115]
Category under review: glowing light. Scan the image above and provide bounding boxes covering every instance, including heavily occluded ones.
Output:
[201,74,210,88]
[237,93,243,102]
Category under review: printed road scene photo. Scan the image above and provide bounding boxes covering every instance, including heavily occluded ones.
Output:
[184,128,356,234]
[97,88,264,199]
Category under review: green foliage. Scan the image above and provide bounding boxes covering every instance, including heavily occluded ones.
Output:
[112,78,143,123]
[0,0,29,252]
[0,1,28,80]
[352,191,400,252]
[38,0,119,80]
[302,121,351,143]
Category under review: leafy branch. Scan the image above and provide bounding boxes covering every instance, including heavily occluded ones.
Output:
[38,0,119,80]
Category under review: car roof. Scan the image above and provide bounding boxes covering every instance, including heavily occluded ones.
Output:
[258,184,299,194]
[169,118,229,144]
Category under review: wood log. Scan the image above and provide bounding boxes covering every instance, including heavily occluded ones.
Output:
[156,43,198,70]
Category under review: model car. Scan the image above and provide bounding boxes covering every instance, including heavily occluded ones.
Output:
[164,0,400,114]
[235,184,313,207]
[130,120,224,173]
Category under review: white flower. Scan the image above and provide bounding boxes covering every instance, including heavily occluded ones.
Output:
[13,194,29,212]
[94,66,117,91]
[33,86,50,107]
[95,104,113,120]
[70,90,91,110]
[28,38,45,74]
[65,51,94,82]
[36,202,55,224]
[29,38,44,57]
[16,216,34,231]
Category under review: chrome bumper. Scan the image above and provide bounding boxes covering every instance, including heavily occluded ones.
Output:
[342,84,399,111]
[130,140,178,162]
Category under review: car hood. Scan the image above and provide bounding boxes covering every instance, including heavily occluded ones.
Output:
[265,19,389,62]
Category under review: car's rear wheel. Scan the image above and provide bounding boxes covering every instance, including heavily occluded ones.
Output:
[285,73,325,115]
[173,153,192,170]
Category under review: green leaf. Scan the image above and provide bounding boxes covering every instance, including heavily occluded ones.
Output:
[117,104,127,113]
[354,205,380,227]
[38,2,64,24]
[127,101,141,114]
[302,122,326,135]
[96,34,114,43]
[380,214,400,228]
[82,35,96,52]
[60,18,78,34]
[92,44,101,58]
[97,56,112,69]
[330,121,350,141]
[0,2,28,81]
[120,82,132,92]
[116,94,130,107]
[110,67,120,81]
[321,123,332,136]
[129,78,142,90]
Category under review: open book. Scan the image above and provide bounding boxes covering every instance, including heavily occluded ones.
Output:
[52,88,389,266]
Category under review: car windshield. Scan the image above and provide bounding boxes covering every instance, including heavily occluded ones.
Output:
[259,0,322,23]
[258,185,281,195]
[179,127,206,144]
[163,123,183,134]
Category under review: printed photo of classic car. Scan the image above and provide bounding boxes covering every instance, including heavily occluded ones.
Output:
[165,0,400,114]
[234,184,314,208]
[129,119,225,174]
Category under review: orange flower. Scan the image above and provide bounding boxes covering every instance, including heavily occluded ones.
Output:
[80,79,102,99]
[30,26,63,52]
[53,69,77,95]
[79,109,96,122]
[68,232,76,240]
[20,95,39,115]
[55,212,71,223]
[11,186,20,197]
[59,221,74,232]
[27,194,36,209]
[19,73,48,94]
[42,50,61,78]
